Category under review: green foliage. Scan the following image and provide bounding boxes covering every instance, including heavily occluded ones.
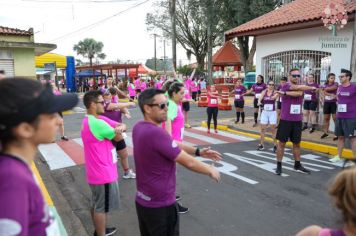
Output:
[73,38,106,66]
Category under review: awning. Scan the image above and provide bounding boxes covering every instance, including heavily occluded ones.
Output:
[36,53,67,68]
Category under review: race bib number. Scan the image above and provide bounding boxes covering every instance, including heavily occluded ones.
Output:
[264,104,273,111]
[181,127,185,140]
[235,95,240,100]
[304,94,312,100]
[338,104,347,113]
[255,93,261,99]
[210,99,217,104]
[111,148,118,164]
[290,104,301,114]
[325,96,333,101]
[279,96,282,102]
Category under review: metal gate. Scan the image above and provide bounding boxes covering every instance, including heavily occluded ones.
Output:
[0,59,14,77]
[262,50,331,84]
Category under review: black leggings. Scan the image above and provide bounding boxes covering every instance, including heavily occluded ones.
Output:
[207,107,218,129]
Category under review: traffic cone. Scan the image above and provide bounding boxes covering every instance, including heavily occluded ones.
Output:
[198,89,208,107]
[218,89,232,110]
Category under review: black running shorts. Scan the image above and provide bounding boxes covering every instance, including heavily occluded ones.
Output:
[335,118,356,137]
[276,119,302,144]
[112,139,126,151]
[303,101,318,111]
[323,102,337,115]
[234,100,244,108]
[182,101,190,112]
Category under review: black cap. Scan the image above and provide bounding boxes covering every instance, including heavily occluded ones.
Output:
[0,83,78,131]
[341,68,351,74]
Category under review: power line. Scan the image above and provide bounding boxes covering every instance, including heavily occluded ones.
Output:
[22,0,138,3]
[46,0,150,43]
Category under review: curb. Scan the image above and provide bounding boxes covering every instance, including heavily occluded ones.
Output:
[201,121,354,159]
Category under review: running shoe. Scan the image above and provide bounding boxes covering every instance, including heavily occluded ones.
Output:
[185,124,191,128]
[214,129,218,133]
[309,128,315,134]
[123,169,136,179]
[330,155,342,163]
[257,144,264,151]
[207,129,210,134]
[294,165,311,174]
[333,136,338,141]
[61,136,69,141]
[94,227,117,236]
[320,133,329,139]
[176,195,181,201]
[177,203,189,214]
[234,120,239,124]
[275,166,282,175]
[273,145,277,153]
[302,126,308,131]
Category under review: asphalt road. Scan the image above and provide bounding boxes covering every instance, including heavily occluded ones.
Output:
[35,100,343,236]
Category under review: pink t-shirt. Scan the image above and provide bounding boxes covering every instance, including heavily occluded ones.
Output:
[191,81,198,92]
[208,93,219,107]
[81,115,119,184]
[53,89,61,96]
[155,81,162,90]
[140,81,147,91]
[134,79,141,89]
[184,79,192,100]
[128,83,136,96]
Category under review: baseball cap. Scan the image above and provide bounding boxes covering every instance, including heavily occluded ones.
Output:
[0,79,78,131]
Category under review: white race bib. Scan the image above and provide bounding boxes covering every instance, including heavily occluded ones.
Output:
[264,104,273,111]
[255,93,261,99]
[235,95,240,100]
[325,96,333,101]
[290,104,301,114]
[210,99,217,104]
[279,96,282,102]
[338,104,347,112]
[304,94,312,100]
[45,219,60,236]
[111,148,118,164]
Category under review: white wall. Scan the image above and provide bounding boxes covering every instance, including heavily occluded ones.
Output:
[256,23,354,77]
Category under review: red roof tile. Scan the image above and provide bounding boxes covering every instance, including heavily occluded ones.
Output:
[213,41,241,65]
[225,0,356,37]
[0,26,33,36]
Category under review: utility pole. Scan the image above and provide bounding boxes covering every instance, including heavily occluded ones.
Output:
[351,14,356,79]
[170,0,177,71]
[207,0,213,85]
[163,39,166,75]
[154,33,157,71]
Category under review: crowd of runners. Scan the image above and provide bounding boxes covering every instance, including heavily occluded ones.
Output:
[0,66,355,236]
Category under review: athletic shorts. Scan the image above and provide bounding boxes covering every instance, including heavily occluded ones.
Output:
[303,101,318,111]
[260,110,277,125]
[277,101,282,110]
[136,202,179,236]
[135,89,141,93]
[253,98,259,108]
[323,102,337,115]
[234,100,244,108]
[130,96,135,100]
[112,139,126,151]
[182,101,190,112]
[90,181,120,213]
[276,119,302,144]
[335,118,356,137]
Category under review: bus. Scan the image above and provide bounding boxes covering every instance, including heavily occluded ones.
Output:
[243,72,256,89]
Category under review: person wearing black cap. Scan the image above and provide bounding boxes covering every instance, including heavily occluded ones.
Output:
[329,68,356,162]
[0,77,78,236]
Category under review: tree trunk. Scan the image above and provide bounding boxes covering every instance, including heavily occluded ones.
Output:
[245,37,256,72]
[237,36,249,72]
[351,15,356,78]
[170,0,177,71]
[196,53,205,71]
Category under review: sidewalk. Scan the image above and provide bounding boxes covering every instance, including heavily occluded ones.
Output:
[201,116,354,159]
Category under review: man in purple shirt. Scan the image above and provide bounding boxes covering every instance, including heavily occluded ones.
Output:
[275,68,317,175]
[0,78,78,236]
[133,88,221,236]
[330,69,356,162]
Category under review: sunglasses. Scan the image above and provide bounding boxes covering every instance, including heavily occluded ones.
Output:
[95,100,105,105]
[291,74,301,78]
[268,84,274,86]
[148,102,169,110]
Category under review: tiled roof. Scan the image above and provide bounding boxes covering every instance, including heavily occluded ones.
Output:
[0,26,33,36]
[213,41,241,65]
[225,0,356,37]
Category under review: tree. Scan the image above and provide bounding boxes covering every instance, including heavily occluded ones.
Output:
[220,0,281,72]
[73,38,106,67]
[146,0,223,70]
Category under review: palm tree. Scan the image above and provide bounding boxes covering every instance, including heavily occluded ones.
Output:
[73,38,106,66]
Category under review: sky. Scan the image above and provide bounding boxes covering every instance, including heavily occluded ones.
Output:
[0,0,192,66]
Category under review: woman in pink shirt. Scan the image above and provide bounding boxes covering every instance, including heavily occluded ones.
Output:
[51,82,69,141]
[191,78,199,101]
[127,79,136,100]
[207,85,219,133]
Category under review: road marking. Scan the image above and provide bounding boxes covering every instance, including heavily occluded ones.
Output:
[194,127,255,141]
[38,143,76,170]
[184,131,227,144]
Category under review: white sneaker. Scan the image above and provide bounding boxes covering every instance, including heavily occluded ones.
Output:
[123,169,136,179]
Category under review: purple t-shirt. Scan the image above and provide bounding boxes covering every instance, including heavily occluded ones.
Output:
[337,83,356,119]
[252,83,267,99]
[102,101,122,123]
[322,82,338,103]
[132,121,181,208]
[0,154,59,236]
[262,90,277,111]
[234,85,246,101]
[280,82,304,121]
[304,82,319,101]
